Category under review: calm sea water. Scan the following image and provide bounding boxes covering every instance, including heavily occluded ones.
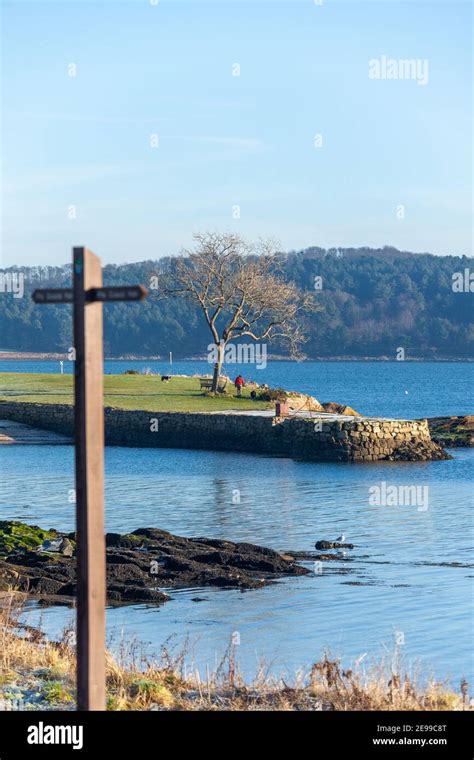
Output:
[0,361,472,686]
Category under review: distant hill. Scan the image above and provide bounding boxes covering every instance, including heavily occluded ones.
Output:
[1,246,472,359]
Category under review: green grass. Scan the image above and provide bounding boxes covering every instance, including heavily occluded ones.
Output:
[0,373,272,413]
[40,680,74,705]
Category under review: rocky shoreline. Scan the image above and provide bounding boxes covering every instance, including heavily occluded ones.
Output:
[427,416,474,448]
[0,521,310,606]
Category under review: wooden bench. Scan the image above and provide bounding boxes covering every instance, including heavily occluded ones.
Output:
[199,377,227,392]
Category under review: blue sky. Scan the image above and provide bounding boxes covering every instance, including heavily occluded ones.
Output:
[1,0,472,266]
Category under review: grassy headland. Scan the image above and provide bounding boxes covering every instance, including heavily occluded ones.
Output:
[0,373,272,413]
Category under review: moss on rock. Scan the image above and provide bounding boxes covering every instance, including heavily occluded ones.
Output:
[427,416,474,447]
[0,521,59,558]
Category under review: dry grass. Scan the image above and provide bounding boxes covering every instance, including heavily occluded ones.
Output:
[0,592,470,712]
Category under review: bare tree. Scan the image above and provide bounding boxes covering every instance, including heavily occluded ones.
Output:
[159,232,319,392]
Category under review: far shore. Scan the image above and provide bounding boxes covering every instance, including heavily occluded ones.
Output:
[0,352,472,362]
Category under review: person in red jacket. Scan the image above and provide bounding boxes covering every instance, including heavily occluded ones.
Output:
[234,374,244,397]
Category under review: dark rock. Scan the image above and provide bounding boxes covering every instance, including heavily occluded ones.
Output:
[106,550,150,570]
[107,584,169,603]
[58,582,76,596]
[387,439,451,461]
[131,527,175,542]
[106,563,147,585]
[0,521,310,606]
[191,538,236,551]
[315,541,354,550]
[23,576,65,595]
[105,532,144,549]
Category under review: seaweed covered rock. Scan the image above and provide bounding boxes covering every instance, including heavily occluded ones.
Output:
[0,521,310,606]
[427,416,474,448]
[0,521,60,557]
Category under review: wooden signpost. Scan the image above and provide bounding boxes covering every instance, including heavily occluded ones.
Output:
[32,247,147,710]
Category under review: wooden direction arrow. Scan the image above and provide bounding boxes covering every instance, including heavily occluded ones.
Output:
[87,285,147,302]
[31,247,148,711]
[32,288,73,303]
[32,285,148,304]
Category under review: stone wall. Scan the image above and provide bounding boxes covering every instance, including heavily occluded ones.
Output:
[0,401,447,462]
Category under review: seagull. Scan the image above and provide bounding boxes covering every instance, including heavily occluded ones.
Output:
[335,534,346,543]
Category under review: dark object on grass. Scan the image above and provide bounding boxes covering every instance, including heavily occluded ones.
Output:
[161,375,171,382]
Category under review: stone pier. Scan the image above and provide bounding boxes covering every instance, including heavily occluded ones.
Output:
[0,401,448,462]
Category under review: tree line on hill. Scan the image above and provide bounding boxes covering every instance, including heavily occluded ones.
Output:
[0,245,472,359]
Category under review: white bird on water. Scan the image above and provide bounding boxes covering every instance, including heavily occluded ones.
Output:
[335,534,346,543]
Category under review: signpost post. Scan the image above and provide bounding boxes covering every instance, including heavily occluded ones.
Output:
[32,246,147,711]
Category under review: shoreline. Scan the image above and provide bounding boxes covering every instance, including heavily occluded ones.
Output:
[1,597,467,711]
[0,352,473,363]
[1,522,470,711]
